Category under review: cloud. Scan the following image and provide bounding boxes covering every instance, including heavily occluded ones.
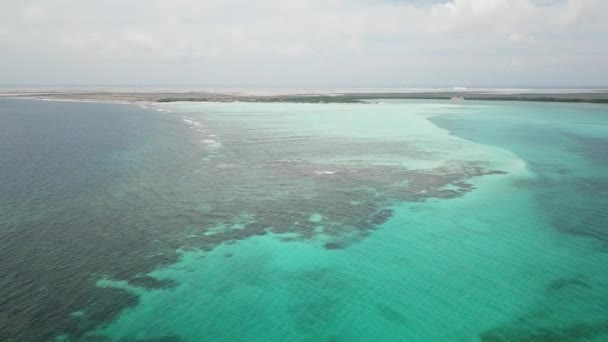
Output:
[508,32,536,44]
[59,32,104,49]
[0,0,606,86]
[273,44,317,56]
[123,31,162,51]
[22,4,50,24]
[59,30,219,61]
[426,0,534,33]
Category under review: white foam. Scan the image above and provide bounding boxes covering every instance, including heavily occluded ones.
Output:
[182,117,203,128]
[180,116,222,150]
[202,139,222,148]
[314,170,336,175]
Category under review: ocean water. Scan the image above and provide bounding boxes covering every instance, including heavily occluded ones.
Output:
[1,98,607,341]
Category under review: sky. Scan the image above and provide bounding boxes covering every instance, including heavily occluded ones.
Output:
[0,0,606,87]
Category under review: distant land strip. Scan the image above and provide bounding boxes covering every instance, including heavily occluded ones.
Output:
[2,91,608,104]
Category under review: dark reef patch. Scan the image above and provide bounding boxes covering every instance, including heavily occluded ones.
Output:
[536,176,608,247]
[480,320,608,342]
[480,273,605,342]
[0,99,509,341]
[133,336,185,342]
[369,209,394,225]
[324,242,344,250]
[288,269,351,334]
[186,159,505,253]
[546,276,591,292]
[375,303,408,326]
[565,133,608,166]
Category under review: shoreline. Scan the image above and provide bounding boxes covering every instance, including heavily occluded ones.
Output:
[2,90,608,105]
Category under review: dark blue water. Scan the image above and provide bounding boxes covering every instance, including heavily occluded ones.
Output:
[0,98,199,341]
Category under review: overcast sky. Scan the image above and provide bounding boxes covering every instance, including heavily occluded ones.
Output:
[1,0,606,87]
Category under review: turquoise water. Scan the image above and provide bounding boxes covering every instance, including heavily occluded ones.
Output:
[1,99,608,341]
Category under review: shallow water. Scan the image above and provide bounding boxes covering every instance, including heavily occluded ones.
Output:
[1,98,607,341]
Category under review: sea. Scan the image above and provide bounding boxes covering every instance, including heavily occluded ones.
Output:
[1,97,607,341]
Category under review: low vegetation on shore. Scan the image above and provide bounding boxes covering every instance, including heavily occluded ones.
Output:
[156,92,608,104]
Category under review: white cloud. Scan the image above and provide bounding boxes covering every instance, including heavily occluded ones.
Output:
[59,29,221,62]
[59,32,104,49]
[508,32,536,44]
[123,30,162,51]
[273,44,317,56]
[0,0,606,86]
[426,0,533,33]
[22,4,50,24]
